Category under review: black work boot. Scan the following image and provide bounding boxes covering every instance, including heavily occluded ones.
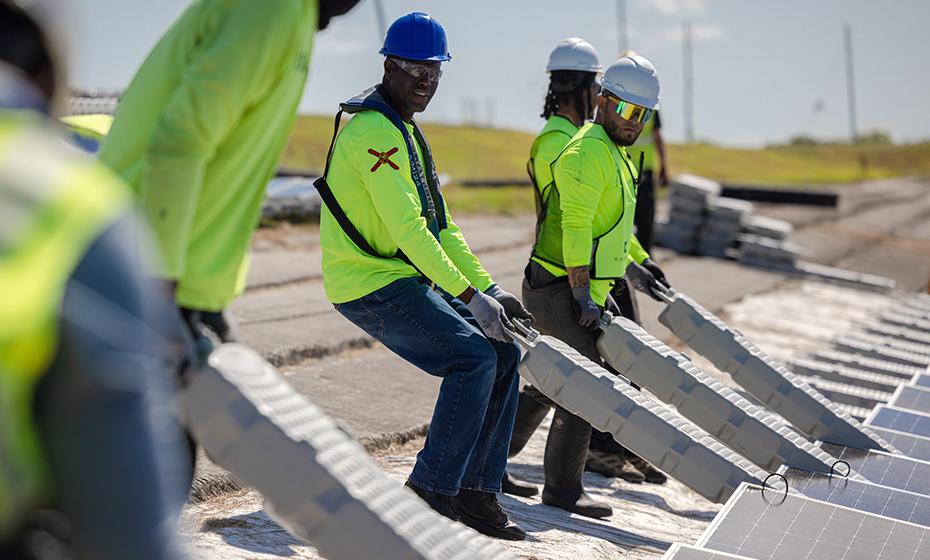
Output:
[540,407,613,519]
[450,489,526,541]
[626,453,668,484]
[405,480,458,521]
[508,389,551,457]
[586,429,645,483]
[501,471,537,497]
[585,449,645,483]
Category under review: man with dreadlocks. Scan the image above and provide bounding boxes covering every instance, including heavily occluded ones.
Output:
[503,49,674,519]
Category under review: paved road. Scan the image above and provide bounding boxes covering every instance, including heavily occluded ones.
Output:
[224,178,930,445]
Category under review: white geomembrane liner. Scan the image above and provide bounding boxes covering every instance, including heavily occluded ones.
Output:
[183,344,516,560]
[659,293,896,452]
[509,323,766,504]
[596,315,845,475]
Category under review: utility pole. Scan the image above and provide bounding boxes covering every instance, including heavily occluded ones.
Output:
[843,23,859,144]
[683,20,694,144]
[617,0,629,54]
[374,0,387,38]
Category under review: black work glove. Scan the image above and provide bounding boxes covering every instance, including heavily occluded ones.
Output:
[641,258,671,288]
[571,287,601,329]
[485,284,535,324]
[626,259,671,302]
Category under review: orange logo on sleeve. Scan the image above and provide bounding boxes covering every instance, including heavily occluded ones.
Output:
[368,147,400,172]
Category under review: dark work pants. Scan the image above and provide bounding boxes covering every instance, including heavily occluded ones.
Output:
[634,169,656,254]
[517,264,618,482]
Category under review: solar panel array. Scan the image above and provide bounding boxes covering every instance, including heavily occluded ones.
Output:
[697,485,930,560]
[661,291,930,558]
[820,445,930,496]
[784,467,930,528]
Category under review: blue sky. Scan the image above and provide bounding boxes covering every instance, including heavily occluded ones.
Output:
[70,0,930,146]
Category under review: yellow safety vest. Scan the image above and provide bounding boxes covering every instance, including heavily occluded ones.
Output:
[0,112,130,540]
[625,117,655,172]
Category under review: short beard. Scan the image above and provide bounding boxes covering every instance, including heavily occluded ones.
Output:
[603,119,638,146]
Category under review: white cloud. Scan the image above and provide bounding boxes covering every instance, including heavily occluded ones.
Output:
[637,0,707,16]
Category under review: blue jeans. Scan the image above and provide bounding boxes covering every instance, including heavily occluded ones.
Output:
[335,278,521,495]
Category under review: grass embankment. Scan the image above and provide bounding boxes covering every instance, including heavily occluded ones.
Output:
[283,115,930,215]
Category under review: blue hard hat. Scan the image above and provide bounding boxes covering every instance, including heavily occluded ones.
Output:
[379,12,451,62]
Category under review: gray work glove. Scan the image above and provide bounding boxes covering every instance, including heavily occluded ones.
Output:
[465,290,514,342]
[484,284,534,323]
[626,258,671,302]
[571,287,601,329]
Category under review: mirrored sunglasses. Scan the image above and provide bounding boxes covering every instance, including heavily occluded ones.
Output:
[391,58,443,82]
[609,95,653,124]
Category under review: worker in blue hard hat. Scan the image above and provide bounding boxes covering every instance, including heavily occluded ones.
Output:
[315,12,529,541]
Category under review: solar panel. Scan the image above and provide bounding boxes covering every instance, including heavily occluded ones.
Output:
[868,406,930,439]
[821,444,930,496]
[891,385,930,414]
[513,325,766,503]
[880,311,930,333]
[832,336,930,369]
[784,467,930,528]
[596,315,840,473]
[865,321,930,347]
[659,294,894,451]
[867,427,930,462]
[698,484,930,559]
[812,350,923,380]
[788,357,901,392]
[915,374,930,389]
[794,374,891,410]
[663,543,756,560]
[839,333,930,359]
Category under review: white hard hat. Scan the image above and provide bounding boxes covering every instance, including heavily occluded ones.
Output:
[600,54,660,110]
[546,38,601,73]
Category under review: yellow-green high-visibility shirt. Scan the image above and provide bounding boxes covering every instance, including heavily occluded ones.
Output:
[321,110,494,304]
[529,115,578,200]
[532,122,649,305]
[99,0,318,311]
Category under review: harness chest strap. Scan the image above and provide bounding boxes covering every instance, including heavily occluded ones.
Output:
[313,86,446,267]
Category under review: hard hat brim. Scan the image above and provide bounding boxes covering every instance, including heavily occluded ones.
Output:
[380,48,451,62]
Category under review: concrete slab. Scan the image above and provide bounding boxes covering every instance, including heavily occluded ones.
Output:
[278,346,440,441]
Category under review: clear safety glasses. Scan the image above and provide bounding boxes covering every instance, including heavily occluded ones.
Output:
[608,94,653,124]
[390,58,443,82]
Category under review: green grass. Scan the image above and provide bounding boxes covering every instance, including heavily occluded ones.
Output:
[282,115,930,214]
